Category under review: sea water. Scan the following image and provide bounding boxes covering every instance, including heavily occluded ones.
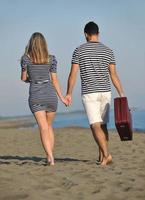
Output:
[54,109,145,132]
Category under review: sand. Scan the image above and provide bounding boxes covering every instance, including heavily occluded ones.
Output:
[0,120,145,200]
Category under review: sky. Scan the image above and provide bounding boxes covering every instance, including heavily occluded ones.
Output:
[0,0,145,117]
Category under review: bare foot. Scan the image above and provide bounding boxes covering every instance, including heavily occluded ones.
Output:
[101,154,112,166]
[47,156,55,166]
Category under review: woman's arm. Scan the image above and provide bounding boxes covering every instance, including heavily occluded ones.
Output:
[21,70,27,81]
[50,73,68,105]
[21,70,30,83]
[109,64,125,97]
[20,55,30,83]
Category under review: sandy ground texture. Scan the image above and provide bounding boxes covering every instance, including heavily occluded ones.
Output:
[0,124,145,200]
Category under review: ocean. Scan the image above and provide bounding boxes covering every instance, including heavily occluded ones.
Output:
[54,109,145,132]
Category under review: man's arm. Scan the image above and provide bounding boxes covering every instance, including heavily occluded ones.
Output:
[109,64,124,97]
[66,63,79,105]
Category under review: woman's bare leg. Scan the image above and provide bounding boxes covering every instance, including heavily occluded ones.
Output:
[34,111,54,165]
[46,112,56,163]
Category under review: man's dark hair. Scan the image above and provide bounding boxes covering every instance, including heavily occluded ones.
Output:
[84,21,99,35]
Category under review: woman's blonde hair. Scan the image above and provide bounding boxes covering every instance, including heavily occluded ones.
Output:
[25,32,49,64]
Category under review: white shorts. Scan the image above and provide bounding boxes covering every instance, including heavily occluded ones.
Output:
[82,92,111,125]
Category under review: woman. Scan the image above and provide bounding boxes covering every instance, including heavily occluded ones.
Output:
[21,32,68,165]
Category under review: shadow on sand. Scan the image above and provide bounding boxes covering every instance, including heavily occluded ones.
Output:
[0,155,89,166]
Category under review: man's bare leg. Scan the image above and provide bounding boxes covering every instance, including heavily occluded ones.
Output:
[91,122,112,166]
[98,124,109,162]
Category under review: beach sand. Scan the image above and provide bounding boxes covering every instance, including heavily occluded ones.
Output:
[0,121,145,200]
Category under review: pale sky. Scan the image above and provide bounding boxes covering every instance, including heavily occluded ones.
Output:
[0,0,145,116]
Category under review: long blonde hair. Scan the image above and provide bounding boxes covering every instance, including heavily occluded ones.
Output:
[25,32,49,64]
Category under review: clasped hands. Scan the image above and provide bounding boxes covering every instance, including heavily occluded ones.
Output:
[61,94,72,107]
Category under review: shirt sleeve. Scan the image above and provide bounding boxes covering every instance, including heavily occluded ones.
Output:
[50,55,57,73]
[71,48,79,64]
[20,55,29,71]
[109,50,116,65]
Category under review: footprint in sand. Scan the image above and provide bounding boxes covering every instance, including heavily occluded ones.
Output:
[34,184,54,190]
[115,180,123,187]
[2,194,29,200]
[123,186,132,192]
[115,171,122,175]
[92,188,101,194]
[61,177,78,190]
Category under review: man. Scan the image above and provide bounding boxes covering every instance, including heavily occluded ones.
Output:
[66,21,124,166]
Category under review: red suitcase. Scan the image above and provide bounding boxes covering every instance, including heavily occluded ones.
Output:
[114,97,133,141]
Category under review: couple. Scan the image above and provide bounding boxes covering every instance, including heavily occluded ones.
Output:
[21,21,124,166]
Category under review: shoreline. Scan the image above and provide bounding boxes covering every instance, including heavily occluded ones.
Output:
[0,113,145,132]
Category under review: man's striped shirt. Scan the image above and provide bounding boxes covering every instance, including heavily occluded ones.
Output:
[72,41,116,95]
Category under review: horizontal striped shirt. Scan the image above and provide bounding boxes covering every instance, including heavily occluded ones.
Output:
[72,41,116,95]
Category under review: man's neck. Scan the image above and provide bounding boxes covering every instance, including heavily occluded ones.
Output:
[88,35,99,42]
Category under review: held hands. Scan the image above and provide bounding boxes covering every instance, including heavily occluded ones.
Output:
[65,94,72,106]
[60,94,72,107]
[61,96,69,106]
